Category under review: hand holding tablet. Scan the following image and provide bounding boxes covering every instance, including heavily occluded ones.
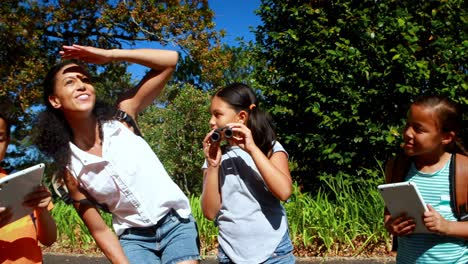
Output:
[378,181,431,234]
[0,163,45,226]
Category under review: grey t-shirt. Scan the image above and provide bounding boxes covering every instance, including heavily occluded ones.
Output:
[203,142,289,263]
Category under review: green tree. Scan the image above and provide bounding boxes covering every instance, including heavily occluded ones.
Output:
[175,39,261,89]
[139,83,211,195]
[218,40,261,88]
[254,0,468,189]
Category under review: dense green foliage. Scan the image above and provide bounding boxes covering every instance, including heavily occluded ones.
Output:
[254,0,468,190]
[139,83,211,195]
[286,175,387,254]
[52,178,388,256]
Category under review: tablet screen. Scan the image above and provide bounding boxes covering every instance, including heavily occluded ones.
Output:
[0,163,45,226]
[378,181,431,234]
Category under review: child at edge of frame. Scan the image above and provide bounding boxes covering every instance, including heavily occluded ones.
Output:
[384,95,468,263]
[0,112,57,264]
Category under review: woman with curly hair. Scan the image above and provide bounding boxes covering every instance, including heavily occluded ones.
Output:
[35,44,200,264]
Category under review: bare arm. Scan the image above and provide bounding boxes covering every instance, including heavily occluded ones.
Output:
[35,206,57,246]
[79,205,129,263]
[201,132,222,220]
[228,123,292,201]
[23,186,57,246]
[113,48,178,118]
[63,170,129,264]
[424,204,468,240]
[248,147,292,201]
[439,220,468,240]
[60,44,179,120]
[201,167,222,220]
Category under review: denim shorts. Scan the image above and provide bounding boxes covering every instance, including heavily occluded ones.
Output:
[119,209,201,264]
[217,229,295,264]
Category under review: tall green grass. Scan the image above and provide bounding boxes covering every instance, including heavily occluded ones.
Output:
[51,175,389,256]
[285,174,388,255]
[51,201,102,250]
[189,195,218,255]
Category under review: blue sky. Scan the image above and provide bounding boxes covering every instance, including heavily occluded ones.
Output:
[209,0,262,44]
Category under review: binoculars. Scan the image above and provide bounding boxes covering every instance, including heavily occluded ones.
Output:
[211,127,233,142]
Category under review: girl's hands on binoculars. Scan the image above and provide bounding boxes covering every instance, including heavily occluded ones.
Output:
[226,123,256,153]
[203,131,221,167]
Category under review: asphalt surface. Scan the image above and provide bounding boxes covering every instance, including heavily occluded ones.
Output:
[43,253,396,263]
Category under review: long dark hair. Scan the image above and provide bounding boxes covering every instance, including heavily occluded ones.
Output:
[214,83,276,156]
[34,61,115,171]
[412,95,467,155]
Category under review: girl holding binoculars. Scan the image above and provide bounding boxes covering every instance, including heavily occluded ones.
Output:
[201,83,295,264]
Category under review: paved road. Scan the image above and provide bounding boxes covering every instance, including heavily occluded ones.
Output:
[43,253,396,263]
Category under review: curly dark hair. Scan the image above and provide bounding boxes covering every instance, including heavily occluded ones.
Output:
[34,61,116,171]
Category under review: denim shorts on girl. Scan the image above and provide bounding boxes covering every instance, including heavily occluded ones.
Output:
[119,209,201,264]
[217,229,295,264]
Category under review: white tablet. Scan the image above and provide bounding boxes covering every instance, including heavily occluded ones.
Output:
[0,163,45,225]
[378,181,431,234]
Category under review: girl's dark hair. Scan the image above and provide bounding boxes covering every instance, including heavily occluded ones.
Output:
[214,83,276,156]
[34,61,115,171]
[413,95,467,155]
[0,113,11,138]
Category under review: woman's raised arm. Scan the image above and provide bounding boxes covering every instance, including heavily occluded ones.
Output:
[60,44,179,120]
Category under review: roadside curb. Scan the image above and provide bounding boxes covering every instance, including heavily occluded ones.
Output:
[43,252,396,263]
